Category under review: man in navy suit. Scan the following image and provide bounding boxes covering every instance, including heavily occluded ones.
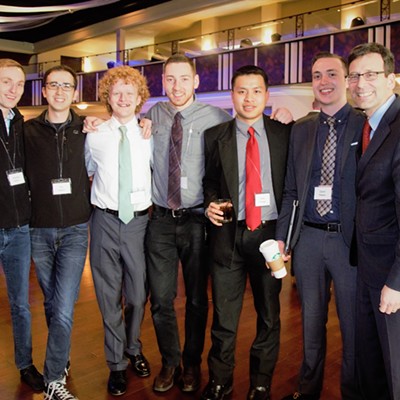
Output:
[348,42,400,400]
[201,65,292,400]
[276,52,364,400]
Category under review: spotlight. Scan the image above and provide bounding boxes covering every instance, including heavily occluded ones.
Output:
[271,33,282,42]
[350,17,365,28]
[240,38,253,48]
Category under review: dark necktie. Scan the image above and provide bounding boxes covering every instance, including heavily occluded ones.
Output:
[167,112,183,209]
[118,125,133,224]
[316,116,337,217]
[362,120,372,154]
[245,126,262,231]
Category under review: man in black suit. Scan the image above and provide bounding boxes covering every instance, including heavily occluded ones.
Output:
[201,65,292,400]
[347,42,400,400]
[276,53,364,400]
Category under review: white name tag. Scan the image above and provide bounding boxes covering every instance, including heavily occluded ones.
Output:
[6,168,25,186]
[130,190,146,204]
[52,178,72,195]
[255,193,270,207]
[314,185,332,200]
[181,176,188,189]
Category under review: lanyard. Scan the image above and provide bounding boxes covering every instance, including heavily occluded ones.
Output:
[0,128,17,169]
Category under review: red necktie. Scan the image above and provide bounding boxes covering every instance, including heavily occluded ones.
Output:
[245,127,262,231]
[362,120,372,154]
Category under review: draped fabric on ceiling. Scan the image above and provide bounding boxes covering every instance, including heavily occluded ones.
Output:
[0,1,119,31]
[0,0,171,42]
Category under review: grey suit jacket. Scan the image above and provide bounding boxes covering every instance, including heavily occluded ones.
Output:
[276,106,364,250]
[203,115,291,267]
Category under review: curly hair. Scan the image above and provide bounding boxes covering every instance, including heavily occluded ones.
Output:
[98,66,150,115]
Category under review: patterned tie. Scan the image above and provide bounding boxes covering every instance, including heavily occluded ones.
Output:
[118,125,133,224]
[362,120,372,154]
[316,116,337,217]
[245,126,262,231]
[167,112,183,209]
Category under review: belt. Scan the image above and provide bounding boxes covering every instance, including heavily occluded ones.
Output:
[152,204,204,218]
[304,221,342,232]
[237,219,277,230]
[96,206,149,218]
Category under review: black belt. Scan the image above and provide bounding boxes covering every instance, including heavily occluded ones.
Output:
[96,206,149,218]
[304,221,342,232]
[152,204,204,218]
[237,219,276,230]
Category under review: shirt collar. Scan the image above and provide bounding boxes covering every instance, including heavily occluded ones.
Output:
[319,103,351,125]
[236,115,264,137]
[368,94,396,132]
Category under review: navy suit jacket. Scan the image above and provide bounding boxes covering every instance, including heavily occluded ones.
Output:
[203,115,291,267]
[276,106,364,251]
[356,95,400,290]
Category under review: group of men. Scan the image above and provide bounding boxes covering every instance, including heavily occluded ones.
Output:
[0,40,399,400]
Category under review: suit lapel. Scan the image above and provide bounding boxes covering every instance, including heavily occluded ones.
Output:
[358,96,400,177]
[218,121,239,214]
[340,110,363,173]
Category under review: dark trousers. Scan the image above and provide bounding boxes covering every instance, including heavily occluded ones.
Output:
[356,277,400,400]
[146,210,209,368]
[207,222,281,388]
[293,225,361,399]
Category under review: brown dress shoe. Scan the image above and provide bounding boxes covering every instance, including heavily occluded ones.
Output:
[180,365,201,392]
[153,365,182,392]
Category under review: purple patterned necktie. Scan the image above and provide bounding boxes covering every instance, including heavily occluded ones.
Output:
[167,112,183,209]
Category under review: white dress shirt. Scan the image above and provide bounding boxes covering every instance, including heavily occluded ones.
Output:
[85,116,152,212]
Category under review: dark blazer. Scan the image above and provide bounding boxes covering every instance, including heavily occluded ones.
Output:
[356,95,400,290]
[275,106,364,250]
[203,114,291,267]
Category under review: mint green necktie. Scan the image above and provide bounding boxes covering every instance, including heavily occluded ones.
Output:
[118,125,133,224]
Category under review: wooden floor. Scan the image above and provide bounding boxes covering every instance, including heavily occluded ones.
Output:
[0,256,342,400]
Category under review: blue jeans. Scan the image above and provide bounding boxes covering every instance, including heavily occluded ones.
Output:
[31,223,88,383]
[0,224,32,370]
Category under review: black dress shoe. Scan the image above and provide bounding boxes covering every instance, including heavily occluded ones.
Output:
[201,379,233,400]
[248,386,270,400]
[153,365,182,392]
[179,365,201,392]
[126,353,150,377]
[281,392,319,400]
[20,365,45,392]
[107,370,127,396]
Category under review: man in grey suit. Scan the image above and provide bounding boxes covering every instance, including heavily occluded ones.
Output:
[276,53,364,400]
[202,65,292,400]
[348,42,400,400]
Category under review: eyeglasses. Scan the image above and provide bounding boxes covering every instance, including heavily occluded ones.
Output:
[347,71,385,83]
[45,82,75,91]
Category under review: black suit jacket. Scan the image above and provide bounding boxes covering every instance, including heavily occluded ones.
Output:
[356,95,400,290]
[275,106,364,250]
[203,115,291,267]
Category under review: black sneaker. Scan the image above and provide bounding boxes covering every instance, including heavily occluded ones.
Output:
[44,377,78,400]
[20,365,45,392]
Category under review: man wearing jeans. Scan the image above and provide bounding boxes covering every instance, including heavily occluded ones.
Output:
[0,58,44,392]
[24,65,91,400]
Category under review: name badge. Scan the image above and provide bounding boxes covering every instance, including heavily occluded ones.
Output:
[255,193,270,207]
[6,168,25,186]
[130,190,146,204]
[181,176,188,190]
[314,185,332,200]
[52,178,72,195]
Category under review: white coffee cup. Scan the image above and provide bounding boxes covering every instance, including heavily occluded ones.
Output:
[259,239,287,279]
